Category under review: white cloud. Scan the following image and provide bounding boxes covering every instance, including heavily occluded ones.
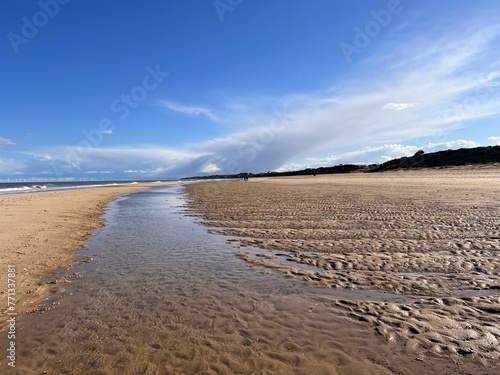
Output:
[37,154,53,161]
[488,136,500,145]
[201,163,221,173]
[101,130,113,135]
[158,100,219,122]
[383,102,419,111]
[424,139,480,151]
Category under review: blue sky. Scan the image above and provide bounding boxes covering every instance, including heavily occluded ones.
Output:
[1,0,500,180]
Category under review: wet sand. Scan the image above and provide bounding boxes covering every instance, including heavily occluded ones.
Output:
[0,183,178,329]
[184,167,500,371]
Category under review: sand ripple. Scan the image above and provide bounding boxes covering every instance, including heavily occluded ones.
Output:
[185,170,500,368]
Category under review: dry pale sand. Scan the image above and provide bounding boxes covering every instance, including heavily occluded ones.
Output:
[0,183,178,329]
[184,167,500,370]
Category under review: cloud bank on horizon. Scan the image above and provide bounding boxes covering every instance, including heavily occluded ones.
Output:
[1,1,500,180]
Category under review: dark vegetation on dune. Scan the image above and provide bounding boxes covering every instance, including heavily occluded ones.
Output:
[182,145,500,180]
[368,145,500,172]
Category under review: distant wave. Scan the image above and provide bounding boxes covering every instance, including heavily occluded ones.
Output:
[0,186,31,192]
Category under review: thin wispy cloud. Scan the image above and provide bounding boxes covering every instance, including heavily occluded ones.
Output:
[158,100,219,122]
[0,137,15,146]
[383,102,419,111]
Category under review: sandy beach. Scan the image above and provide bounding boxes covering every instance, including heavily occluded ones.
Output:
[0,170,498,374]
[0,183,178,329]
[185,167,500,370]
[1,183,398,374]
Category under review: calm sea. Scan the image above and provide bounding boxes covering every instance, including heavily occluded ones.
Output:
[0,180,172,194]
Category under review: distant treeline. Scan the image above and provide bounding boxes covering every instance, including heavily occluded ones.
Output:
[182,145,500,180]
